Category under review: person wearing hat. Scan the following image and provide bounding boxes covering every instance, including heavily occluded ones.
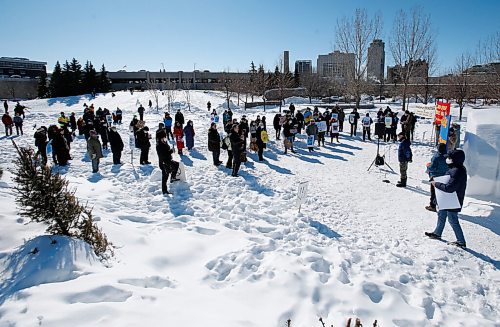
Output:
[136,125,151,164]
[108,126,124,165]
[425,143,448,212]
[306,119,318,152]
[426,149,468,248]
[34,126,48,164]
[207,122,222,166]
[396,131,412,187]
[163,112,174,140]
[87,130,103,173]
[175,109,185,128]
[230,124,244,177]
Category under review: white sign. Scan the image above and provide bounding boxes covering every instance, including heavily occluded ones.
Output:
[129,134,135,148]
[297,181,309,206]
[331,113,338,121]
[434,175,461,210]
[331,123,339,133]
[349,114,355,124]
[384,117,392,128]
[316,121,327,132]
[106,114,113,124]
[362,117,371,127]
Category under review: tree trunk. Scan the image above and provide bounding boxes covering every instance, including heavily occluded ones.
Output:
[402,83,408,111]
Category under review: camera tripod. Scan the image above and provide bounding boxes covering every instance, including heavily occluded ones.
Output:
[367,137,394,173]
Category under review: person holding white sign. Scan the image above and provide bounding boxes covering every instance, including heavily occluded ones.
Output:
[425,149,467,248]
[361,113,373,141]
[349,108,360,137]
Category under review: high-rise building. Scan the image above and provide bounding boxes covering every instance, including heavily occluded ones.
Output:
[294,60,312,75]
[283,51,290,73]
[317,51,355,79]
[367,39,385,82]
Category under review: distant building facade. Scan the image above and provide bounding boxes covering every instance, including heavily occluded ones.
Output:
[294,60,312,75]
[283,51,290,74]
[0,57,47,79]
[317,51,355,80]
[387,59,429,84]
[367,39,385,82]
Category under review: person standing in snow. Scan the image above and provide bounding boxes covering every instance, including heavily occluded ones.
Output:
[361,113,373,141]
[397,132,412,187]
[208,122,222,166]
[207,101,211,112]
[256,122,266,161]
[163,112,174,141]
[52,127,70,166]
[87,130,103,173]
[3,100,7,113]
[13,113,23,135]
[425,149,468,248]
[306,120,318,152]
[175,109,185,128]
[108,126,124,165]
[289,103,295,116]
[116,107,123,124]
[425,143,448,212]
[273,113,282,140]
[34,126,48,164]
[183,120,195,150]
[230,124,244,177]
[349,108,360,137]
[69,112,77,133]
[2,111,13,136]
[156,129,180,195]
[136,125,151,165]
[173,121,185,155]
[138,104,145,121]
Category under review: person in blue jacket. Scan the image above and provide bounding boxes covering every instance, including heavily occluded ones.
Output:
[425,149,467,248]
[183,120,195,150]
[426,143,449,211]
[163,112,173,141]
[397,132,412,187]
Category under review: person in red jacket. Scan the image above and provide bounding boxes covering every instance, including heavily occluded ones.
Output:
[173,121,185,155]
[2,112,13,136]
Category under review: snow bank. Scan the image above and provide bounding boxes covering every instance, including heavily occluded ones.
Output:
[0,235,100,305]
[463,109,500,198]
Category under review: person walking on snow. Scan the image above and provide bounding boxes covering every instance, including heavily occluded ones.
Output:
[156,129,180,195]
[425,149,468,248]
[425,143,448,212]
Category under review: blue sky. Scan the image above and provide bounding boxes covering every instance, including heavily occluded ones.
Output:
[1,0,498,75]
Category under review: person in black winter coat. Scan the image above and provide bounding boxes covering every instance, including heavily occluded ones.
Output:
[108,126,124,164]
[34,126,48,164]
[69,112,77,132]
[52,128,70,166]
[349,109,360,136]
[156,129,180,194]
[175,110,185,127]
[426,149,468,248]
[138,104,145,121]
[397,132,412,187]
[230,124,244,177]
[136,126,151,164]
[273,113,282,140]
[207,123,222,166]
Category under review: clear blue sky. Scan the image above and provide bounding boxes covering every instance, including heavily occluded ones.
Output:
[1,0,498,75]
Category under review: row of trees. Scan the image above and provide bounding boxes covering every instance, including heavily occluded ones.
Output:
[38,58,111,98]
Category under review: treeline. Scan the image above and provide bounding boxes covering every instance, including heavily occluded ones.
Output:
[38,58,111,98]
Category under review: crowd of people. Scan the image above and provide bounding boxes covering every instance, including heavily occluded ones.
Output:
[2,98,469,248]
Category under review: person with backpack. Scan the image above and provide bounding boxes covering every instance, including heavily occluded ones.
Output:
[156,129,180,194]
[425,149,468,248]
[397,132,412,187]
[208,122,222,166]
[425,143,448,212]
[361,113,373,141]
[87,130,103,173]
[34,126,48,164]
[108,126,124,165]
[183,120,195,151]
[2,112,13,136]
[13,113,23,135]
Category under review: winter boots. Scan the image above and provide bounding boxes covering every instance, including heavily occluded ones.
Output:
[396,178,407,187]
[425,205,437,212]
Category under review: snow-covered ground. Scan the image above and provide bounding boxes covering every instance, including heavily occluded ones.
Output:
[0,91,499,327]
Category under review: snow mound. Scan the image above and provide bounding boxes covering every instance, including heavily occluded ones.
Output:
[0,235,100,305]
[221,100,240,110]
[463,109,500,198]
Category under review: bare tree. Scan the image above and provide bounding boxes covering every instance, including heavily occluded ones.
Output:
[301,72,323,103]
[422,44,438,104]
[336,8,382,108]
[447,53,475,120]
[389,6,435,110]
[219,70,234,110]
[475,32,500,101]
[164,79,176,112]
[145,73,160,113]
[182,81,192,111]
